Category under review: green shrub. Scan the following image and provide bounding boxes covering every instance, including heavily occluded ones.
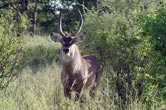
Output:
[81,1,165,107]
[0,10,24,89]
[82,9,142,101]
[138,4,166,101]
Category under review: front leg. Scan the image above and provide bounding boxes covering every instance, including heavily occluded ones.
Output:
[75,79,87,102]
[61,72,71,98]
[64,87,71,99]
[75,88,84,102]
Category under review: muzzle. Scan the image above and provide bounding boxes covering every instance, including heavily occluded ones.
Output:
[63,47,69,53]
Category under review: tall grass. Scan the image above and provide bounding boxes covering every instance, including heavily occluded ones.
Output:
[23,34,60,49]
[22,35,60,70]
[0,64,58,110]
[0,64,165,110]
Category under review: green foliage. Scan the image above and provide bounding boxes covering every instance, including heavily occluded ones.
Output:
[15,14,29,35]
[139,5,166,55]
[82,6,142,101]
[81,0,166,107]
[0,10,24,88]
[138,4,166,101]
[0,0,29,34]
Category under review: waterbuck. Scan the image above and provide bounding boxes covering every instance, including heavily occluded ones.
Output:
[50,11,102,101]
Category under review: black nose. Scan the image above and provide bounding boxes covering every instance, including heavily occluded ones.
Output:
[63,48,69,53]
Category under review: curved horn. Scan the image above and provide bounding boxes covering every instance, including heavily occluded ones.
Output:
[72,11,83,37]
[58,11,66,37]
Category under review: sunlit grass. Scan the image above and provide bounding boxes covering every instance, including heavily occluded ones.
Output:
[23,34,61,49]
[0,64,165,110]
[0,64,60,110]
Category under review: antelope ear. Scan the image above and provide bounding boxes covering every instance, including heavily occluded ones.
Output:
[76,32,86,42]
[50,32,62,42]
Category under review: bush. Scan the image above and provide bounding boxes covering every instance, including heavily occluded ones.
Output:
[138,4,166,101]
[0,10,24,89]
[82,8,142,101]
[81,1,165,107]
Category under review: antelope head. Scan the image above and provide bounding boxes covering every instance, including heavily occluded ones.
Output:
[50,11,86,59]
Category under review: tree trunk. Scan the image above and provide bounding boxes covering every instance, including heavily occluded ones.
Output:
[32,0,38,34]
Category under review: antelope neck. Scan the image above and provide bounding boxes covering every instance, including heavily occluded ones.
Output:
[61,44,83,73]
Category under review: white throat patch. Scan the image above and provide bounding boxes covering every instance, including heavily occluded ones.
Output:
[61,44,76,63]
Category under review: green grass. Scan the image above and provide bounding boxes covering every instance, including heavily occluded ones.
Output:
[23,34,61,49]
[0,64,58,110]
[22,35,60,69]
[0,64,166,110]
